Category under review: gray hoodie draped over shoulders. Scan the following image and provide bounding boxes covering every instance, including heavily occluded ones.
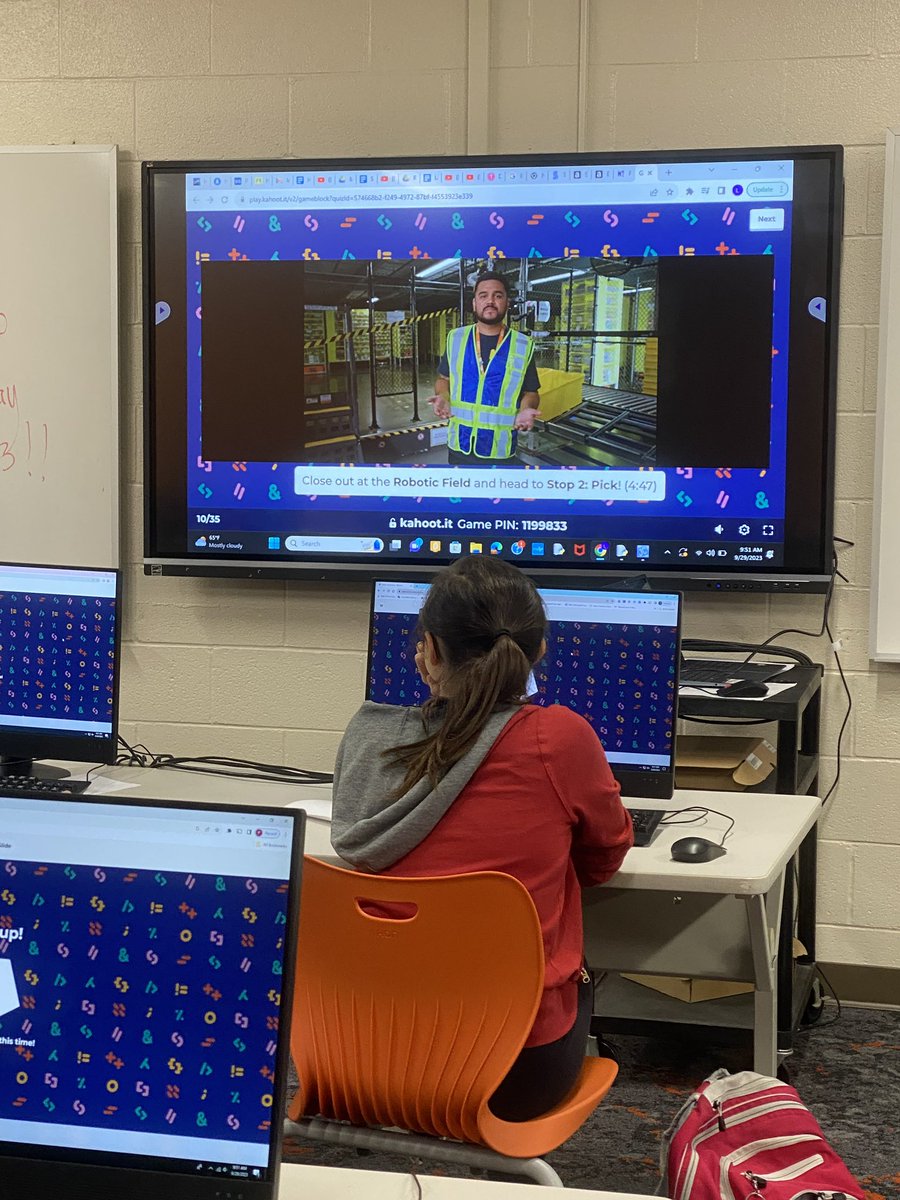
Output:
[330,700,521,873]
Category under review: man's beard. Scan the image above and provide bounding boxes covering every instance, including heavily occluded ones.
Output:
[476,304,505,328]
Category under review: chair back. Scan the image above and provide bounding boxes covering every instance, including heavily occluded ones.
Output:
[290,856,545,1144]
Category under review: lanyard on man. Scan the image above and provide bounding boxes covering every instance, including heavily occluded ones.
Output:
[474,326,509,375]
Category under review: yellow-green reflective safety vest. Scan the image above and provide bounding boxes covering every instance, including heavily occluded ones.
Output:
[445,325,534,459]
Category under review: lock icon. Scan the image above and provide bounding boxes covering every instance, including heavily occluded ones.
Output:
[389,518,397,529]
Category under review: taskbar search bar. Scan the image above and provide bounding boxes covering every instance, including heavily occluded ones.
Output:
[284,536,384,554]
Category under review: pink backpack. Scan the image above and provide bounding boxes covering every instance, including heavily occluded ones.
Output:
[662,1070,864,1200]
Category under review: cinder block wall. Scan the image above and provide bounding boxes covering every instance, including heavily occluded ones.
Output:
[4,0,895,968]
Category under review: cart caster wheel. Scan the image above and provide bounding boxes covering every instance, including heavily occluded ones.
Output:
[776,1061,792,1084]
[801,976,825,1026]
[594,1038,620,1064]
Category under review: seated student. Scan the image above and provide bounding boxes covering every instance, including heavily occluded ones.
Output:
[331,556,633,1122]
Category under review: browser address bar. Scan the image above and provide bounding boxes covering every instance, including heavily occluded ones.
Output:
[244,190,475,206]
[187,179,791,213]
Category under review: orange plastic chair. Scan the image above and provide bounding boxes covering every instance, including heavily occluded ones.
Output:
[286,856,618,1187]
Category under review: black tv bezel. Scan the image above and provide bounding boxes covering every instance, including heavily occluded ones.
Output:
[365,578,682,801]
[0,561,122,768]
[0,793,305,1200]
[142,145,842,595]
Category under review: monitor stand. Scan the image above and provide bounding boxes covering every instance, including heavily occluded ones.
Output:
[0,756,72,782]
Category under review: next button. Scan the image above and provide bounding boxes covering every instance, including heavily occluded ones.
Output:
[749,207,785,232]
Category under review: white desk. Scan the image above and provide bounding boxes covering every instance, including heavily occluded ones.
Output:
[579,794,820,1076]
[279,1161,658,1198]
[79,767,820,1076]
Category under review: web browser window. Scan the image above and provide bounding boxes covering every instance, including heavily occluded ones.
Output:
[146,148,839,588]
[0,795,300,1184]
[367,580,679,775]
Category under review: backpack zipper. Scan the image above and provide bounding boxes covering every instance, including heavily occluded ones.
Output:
[719,1136,823,1200]
[689,1090,801,1143]
[675,1103,810,1200]
[743,1154,825,1184]
[703,1072,782,1105]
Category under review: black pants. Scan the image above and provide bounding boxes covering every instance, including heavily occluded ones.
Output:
[446,449,523,468]
[488,971,594,1123]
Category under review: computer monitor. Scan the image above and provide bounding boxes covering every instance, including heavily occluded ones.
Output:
[0,792,304,1199]
[0,562,121,781]
[144,146,841,591]
[367,578,681,800]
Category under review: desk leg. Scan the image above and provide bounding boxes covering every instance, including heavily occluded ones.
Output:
[746,875,785,1077]
[777,858,795,1057]
[796,825,817,961]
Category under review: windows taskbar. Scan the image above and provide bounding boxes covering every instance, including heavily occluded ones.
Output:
[187,531,784,569]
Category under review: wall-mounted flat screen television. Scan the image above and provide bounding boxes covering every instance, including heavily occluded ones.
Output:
[143,146,841,592]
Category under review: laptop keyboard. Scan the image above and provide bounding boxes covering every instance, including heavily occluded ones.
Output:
[680,659,784,687]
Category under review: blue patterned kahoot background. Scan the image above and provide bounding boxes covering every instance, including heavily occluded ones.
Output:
[0,860,289,1148]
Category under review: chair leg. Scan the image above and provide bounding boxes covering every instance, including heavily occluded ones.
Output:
[589,1017,620,1065]
[494,1156,564,1185]
[286,1117,565,1187]
[594,1037,619,1063]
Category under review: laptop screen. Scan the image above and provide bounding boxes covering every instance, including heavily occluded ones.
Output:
[0,562,121,765]
[0,793,304,1195]
[367,580,681,799]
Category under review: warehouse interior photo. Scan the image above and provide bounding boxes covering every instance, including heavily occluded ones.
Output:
[299,255,659,466]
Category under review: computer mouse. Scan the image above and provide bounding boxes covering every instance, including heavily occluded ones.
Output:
[716,678,768,698]
[670,836,725,863]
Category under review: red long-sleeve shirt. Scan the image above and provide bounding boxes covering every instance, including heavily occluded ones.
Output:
[383,703,633,1047]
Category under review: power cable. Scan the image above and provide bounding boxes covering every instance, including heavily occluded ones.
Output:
[115,735,333,784]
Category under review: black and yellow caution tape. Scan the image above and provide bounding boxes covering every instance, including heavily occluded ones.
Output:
[304,307,458,350]
[361,419,447,440]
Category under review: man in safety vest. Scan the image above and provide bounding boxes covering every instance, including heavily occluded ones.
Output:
[428,272,541,465]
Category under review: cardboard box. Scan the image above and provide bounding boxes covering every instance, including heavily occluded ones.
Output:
[621,973,753,1003]
[675,735,776,792]
[622,942,807,1004]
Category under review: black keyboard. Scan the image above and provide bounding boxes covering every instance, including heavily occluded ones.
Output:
[680,659,785,688]
[626,807,664,847]
[0,776,91,796]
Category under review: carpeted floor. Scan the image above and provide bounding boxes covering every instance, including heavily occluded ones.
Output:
[283,1003,900,1195]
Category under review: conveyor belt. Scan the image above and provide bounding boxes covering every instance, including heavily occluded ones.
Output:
[519,441,619,468]
[582,385,657,414]
[533,388,657,466]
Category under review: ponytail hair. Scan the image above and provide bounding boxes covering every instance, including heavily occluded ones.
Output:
[385,557,546,795]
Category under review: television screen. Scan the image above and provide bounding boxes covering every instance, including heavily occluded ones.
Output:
[143,147,841,591]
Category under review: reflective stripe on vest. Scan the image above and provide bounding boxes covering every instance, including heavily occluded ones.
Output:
[445,325,534,459]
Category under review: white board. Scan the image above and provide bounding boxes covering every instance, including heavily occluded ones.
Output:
[0,145,118,569]
[871,131,900,658]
